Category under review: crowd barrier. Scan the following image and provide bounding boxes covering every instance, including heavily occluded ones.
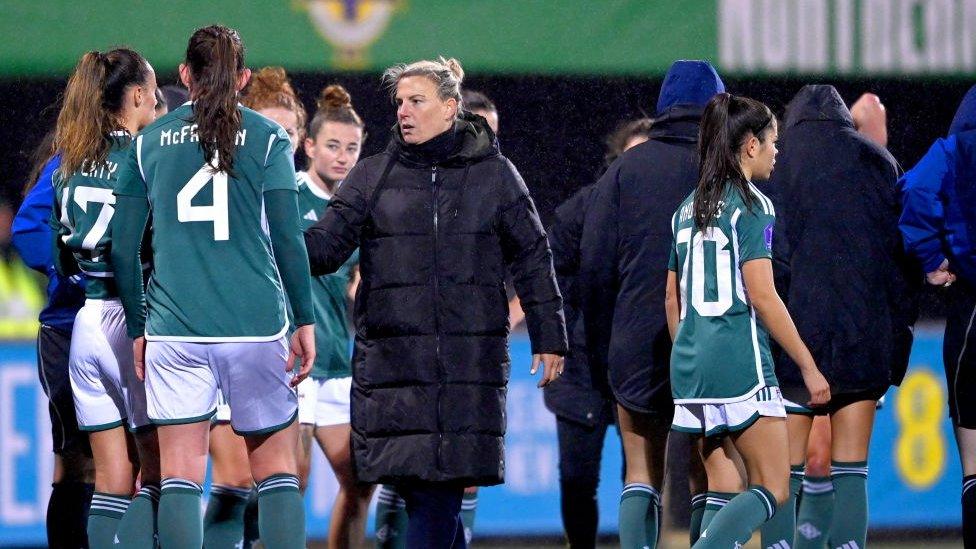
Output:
[0,328,960,545]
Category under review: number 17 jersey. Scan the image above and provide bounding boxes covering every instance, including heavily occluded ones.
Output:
[668,184,779,403]
[114,103,297,342]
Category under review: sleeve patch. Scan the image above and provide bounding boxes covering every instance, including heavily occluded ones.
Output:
[764,223,774,251]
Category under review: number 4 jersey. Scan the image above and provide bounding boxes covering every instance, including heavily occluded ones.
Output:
[668,183,779,403]
[114,103,297,342]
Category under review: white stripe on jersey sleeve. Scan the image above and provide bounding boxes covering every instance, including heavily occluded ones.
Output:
[136,134,146,181]
[749,183,774,215]
[264,134,276,166]
[731,208,764,386]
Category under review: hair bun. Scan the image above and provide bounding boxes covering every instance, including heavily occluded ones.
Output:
[248,67,290,96]
[440,57,464,82]
[318,84,352,112]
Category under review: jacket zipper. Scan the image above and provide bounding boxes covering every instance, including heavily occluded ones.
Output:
[431,166,443,459]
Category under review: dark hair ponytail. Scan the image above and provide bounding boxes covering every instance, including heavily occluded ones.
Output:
[55,48,150,177]
[185,25,245,174]
[693,92,774,231]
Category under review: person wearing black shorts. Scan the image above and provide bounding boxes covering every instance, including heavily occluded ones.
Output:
[767,85,918,549]
[900,84,976,547]
[544,118,651,549]
[13,142,91,547]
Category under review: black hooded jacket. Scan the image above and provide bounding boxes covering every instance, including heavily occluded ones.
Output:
[543,184,614,426]
[303,113,567,486]
[768,85,918,402]
[578,104,704,413]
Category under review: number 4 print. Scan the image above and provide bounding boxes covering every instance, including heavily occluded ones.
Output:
[178,158,229,241]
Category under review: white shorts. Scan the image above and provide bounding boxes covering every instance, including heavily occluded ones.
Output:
[69,299,150,432]
[296,376,317,425]
[145,338,297,435]
[313,376,351,427]
[216,375,321,425]
[213,377,319,425]
[673,386,786,437]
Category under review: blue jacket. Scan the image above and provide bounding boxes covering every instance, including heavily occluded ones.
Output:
[11,154,85,331]
[899,85,976,283]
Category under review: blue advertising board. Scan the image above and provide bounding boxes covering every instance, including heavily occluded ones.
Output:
[0,329,963,544]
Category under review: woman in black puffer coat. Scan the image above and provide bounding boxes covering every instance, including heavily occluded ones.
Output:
[303,57,567,548]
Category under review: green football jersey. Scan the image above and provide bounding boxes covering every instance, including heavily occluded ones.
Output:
[52,132,132,299]
[295,171,357,380]
[114,103,297,342]
[668,183,779,403]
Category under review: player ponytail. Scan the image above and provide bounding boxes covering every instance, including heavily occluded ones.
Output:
[694,92,774,231]
[308,84,365,141]
[185,25,245,175]
[55,48,151,178]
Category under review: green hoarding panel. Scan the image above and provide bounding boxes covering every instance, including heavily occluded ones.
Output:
[1,0,975,77]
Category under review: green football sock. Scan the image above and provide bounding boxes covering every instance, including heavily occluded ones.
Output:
[828,461,868,549]
[159,478,204,549]
[115,484,159,548]
[795,476,833,549]
[88,491,130,548]
[618,483,660,549]
[460,490,478,544]
[700,491,737,535]
[689,493,707,545]
[203,484,251,548]
[243,487,260,547]
[760,465,804,549]
[375,485,408,549]
[257,473,305,549]
[695,485,775,548]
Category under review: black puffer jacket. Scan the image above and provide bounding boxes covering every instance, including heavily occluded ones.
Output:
[768,85,919,402]
[304,113,567,486]
[544,185,614,427]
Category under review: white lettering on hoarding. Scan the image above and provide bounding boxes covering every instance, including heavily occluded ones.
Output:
[720,0,976,74]
[0,365,51,526]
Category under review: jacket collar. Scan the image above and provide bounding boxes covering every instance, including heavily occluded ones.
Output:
[388,111,500,168]
[647,103,705,144]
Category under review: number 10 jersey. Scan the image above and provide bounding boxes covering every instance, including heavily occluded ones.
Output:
[114,103,297,342]
[668,184,779,403]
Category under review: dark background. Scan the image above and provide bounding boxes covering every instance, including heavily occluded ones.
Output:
[1,72,968,318]
[2,73,972,220]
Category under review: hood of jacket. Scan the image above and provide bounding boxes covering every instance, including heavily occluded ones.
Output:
[783,84,854,130]
[655,60,725,117]
[645,103,705,144]
[389,111,500,168]
[949,84,976,136]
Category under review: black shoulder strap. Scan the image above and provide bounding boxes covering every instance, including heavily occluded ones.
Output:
[366,153,398,219]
